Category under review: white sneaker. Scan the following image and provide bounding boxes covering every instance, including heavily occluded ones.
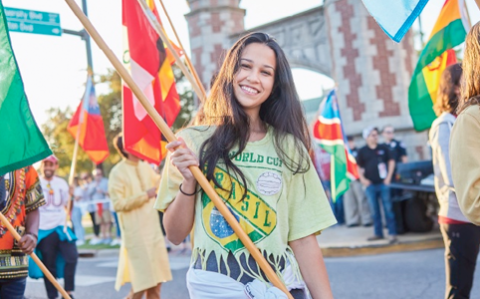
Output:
[76,240,85,246]
[89,237,102,245]
[110,238,121,246]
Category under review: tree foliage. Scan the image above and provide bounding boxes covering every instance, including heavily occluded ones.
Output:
[41,66,195,179]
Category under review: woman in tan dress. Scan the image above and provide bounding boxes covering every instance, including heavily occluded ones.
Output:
[109,134,172,299]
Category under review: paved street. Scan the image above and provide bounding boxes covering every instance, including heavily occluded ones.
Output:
[24,250,192,299]
[25,248,480,299]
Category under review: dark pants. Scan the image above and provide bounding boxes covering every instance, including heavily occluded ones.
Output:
[0,277,26,299]
[89,211,100,237]
[331,195,345,225]
[37,231,78,299]
[440,223,480,299]
[365,184,397,237]
[391,190,406,234]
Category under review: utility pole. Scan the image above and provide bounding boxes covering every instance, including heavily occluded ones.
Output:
[81,0,93,71]
[65,0,97,184]
[62,0,93,71]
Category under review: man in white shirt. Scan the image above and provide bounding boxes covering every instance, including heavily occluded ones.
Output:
[37,155,78,299]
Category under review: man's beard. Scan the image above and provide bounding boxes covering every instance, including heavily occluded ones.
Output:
[43,170,54,179]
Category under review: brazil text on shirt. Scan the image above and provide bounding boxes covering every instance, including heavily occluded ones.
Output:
[203,166,278,253]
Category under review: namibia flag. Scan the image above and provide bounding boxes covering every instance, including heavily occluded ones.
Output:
[313,90,359,202]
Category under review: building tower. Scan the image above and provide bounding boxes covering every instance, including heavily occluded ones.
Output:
[185,0,246,89]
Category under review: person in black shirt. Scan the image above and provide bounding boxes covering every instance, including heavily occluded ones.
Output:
[382,125,407,164]
[357,126,397,243]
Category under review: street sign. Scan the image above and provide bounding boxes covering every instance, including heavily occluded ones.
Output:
[4,7,61,36]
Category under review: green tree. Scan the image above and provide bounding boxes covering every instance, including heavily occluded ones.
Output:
[42,106,91,178]
[172,66,195,130]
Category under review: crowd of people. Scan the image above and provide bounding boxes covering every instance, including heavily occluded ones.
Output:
[70,168,121,247]
[3,23,480,299]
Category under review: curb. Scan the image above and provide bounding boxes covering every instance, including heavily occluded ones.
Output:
[320,237,444,257]
[78,238,444,259]
[78,248,120,258]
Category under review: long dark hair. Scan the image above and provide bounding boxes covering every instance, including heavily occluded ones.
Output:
[196,32,311,196]
[434,63,462,116]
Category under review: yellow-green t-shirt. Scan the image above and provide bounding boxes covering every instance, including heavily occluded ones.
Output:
[155,126,336,283]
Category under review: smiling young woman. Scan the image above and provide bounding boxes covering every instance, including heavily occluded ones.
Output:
[155,32,337,299]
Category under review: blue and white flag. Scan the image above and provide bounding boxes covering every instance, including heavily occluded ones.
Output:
[362,0,430,42]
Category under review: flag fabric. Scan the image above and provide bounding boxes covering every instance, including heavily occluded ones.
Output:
[408,0,469,131]
[0,2,51,176]
[67,76,109,164]
[313,90,359,202]
[362,0,430,42]
[122,0,181,164]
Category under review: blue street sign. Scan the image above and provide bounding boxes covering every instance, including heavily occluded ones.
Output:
[4,7,61,36]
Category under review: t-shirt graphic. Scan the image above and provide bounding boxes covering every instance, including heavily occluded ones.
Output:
[202,166,277,253]
[39,176,69,230]
[155,126,337,285]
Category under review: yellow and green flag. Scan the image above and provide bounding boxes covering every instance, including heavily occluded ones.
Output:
[408,0,469,131]
[0,1,52,175]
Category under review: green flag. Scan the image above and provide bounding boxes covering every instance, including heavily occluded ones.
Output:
[408,0,469,131]
[0,2,51,175]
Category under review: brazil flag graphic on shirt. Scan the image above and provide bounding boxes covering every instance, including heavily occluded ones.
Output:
[201,166,278,253]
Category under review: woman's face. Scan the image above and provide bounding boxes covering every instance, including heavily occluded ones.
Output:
[233,43,276,116]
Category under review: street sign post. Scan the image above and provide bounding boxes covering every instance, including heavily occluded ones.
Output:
[4,7,61,36]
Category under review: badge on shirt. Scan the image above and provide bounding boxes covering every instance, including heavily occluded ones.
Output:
[378,163,387,179]
[256,171,282,196]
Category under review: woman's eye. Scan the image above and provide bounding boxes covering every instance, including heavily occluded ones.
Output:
[241,63,251,69]
[262,71,272,76]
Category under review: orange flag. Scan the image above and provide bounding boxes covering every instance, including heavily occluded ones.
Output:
[122,0,181,163]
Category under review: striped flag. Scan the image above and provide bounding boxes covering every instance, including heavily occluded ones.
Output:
[313,90,359,202]
[0,2,51,175]
[408,0,469,131]
[362,0,430,42]
[122,0,181,164]
[67,75,109,164]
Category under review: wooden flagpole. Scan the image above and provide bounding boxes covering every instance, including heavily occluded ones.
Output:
[68,132,81,186]
[64,123,80,240]
[136,0,205,102]
[156,0,207,100]
[62,0,293,297]
[65,72,93,239]
[0,213,72,299]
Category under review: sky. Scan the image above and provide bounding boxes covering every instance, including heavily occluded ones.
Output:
[4,0,480,127]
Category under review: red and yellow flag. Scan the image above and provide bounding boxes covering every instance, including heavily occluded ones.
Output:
[122,0,181,164]
[67,75,109,164]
